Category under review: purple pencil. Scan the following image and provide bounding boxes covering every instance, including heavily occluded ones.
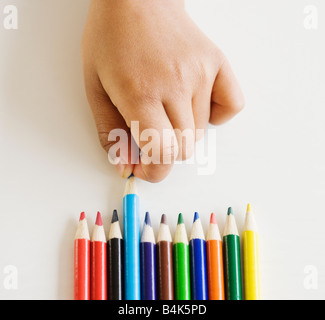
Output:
[140,212,157,300]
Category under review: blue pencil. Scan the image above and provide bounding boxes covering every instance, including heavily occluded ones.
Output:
[189,212,208,300]
[140,212,157,300]
[123,175,141,300]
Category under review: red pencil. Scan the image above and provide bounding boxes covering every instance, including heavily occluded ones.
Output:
[74,212,90,300]
[91,212,107,300]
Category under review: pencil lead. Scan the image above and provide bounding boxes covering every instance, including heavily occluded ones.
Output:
[144,212,152,226]
[111,209,119,223]
[177,213,184,225]
[79,212,86,221]
[193,212,200,222]
[227,207,233,216]
[96,211,103,226]
[123,173,137,196]
[247,203,252,213]
[161,214,167,224]
[210,212,217,224]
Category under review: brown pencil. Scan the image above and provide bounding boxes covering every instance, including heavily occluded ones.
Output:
[157,214,174,300]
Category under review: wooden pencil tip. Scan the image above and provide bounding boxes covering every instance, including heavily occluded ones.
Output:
[177,213,184,225]
[160,214,167,224]
[95,211,103,226]
[79,212,86,221]
[210,212,217,224]
[227,207,233,215]
[111,209,119,223]
[144,211,152,226]
[123,173,137,196]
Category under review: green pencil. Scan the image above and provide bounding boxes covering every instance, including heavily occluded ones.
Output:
[173,213,191,300]
[223,207,242,300]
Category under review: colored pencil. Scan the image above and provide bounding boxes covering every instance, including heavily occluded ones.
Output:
[123,174,141,300]
[157,214,174,300]
[173,213,191,300]
[189,212,208,300]
[140,212,157,300]
[243,204,261,300]
[91,211,107,300]
[223,207,242,300]
[74,212,90,300]
[107,209,124,300]
[206,213,225,300]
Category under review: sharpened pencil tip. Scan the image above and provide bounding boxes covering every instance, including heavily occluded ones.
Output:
[123,173,137,196]
[95,211,103,226]
[111,209,119,223]
[210,212,217,224]
[177,213,184,224]
[79,212,85,221]
[193,212,199,222]
[227,207,233,215]
[144,212,151,226]
[247,203,252,213]
[161,214,167,224]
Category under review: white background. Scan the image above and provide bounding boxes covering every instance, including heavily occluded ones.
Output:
[0,0,324,300]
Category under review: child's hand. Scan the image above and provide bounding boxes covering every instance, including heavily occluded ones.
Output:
[82,0,244,182]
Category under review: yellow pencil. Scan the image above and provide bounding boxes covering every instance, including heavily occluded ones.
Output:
[243,204,261,300]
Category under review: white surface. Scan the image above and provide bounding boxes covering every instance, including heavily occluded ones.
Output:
[0,0,324,299]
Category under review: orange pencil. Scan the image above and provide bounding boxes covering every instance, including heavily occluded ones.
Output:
[206,213,225,300]
[74,212,90,300]
[91,212,107,300]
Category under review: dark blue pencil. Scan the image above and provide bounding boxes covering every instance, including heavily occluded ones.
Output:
[140,212,157,300]
[189,212,208,300]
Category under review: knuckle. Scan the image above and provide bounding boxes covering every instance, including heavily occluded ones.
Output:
[174,128,195,161]
[163,142,179,161]
[165,61,190,97]
[172,63,188,86]
[120,75,159,106]
[180,143,195,160]
[159,142,179,165]
[129,90,158,107]
[194,60,209,86]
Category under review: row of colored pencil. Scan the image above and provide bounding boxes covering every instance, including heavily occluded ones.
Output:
[74,207,260,300]
[74,176,260,300]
